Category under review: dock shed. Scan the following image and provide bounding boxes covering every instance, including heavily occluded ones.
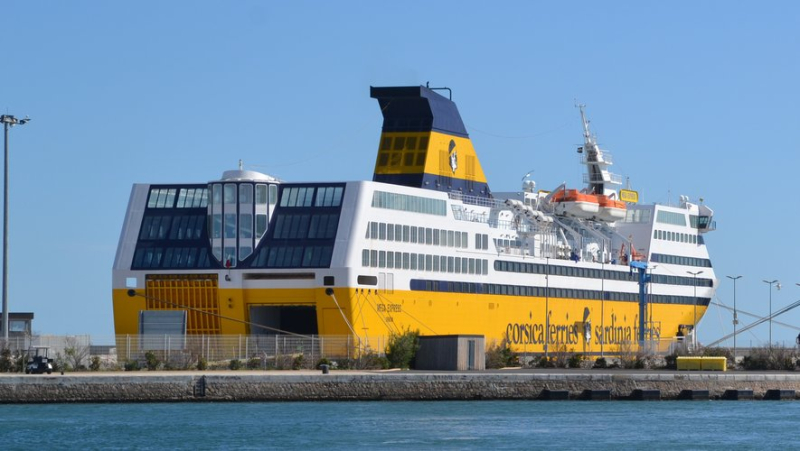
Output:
[415,335,485,371]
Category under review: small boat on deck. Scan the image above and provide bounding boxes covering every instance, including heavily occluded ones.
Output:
[551,189,601,219]
[551,189,626,222]
[597,195,626,222]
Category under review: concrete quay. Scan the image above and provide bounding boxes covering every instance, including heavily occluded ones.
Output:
[0,370,799,403]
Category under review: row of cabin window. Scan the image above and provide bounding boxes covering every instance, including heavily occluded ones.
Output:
[656,210,687,226]
[210,213,265,240]
[623,209,652,223]
[140,215,204,241]
[494,238,522,251]
[366,221,471,248]
[133,247,212,269]
[371,191,447,216]
[689,215,712,229]
[414,279,638,301]
[412,279,710,306]
[251,245,333,268]
[362,249,489,275]
[654,229,704,245]
[651,253,713,268]
[273,213,339,240]
[494,260,636,281]
[147,187,209,209]
[494,259,713,287]
[654,273,714,288]
[279,186,343,208]
[210,183,278,207]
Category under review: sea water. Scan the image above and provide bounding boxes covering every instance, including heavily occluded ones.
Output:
[0,401,797,450]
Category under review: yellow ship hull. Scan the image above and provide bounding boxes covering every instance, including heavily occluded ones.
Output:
[113,286,706,355]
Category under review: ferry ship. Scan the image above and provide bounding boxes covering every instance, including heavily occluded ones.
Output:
[111,85,717,355]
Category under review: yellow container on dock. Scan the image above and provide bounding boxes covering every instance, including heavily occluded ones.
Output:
[677,356,702,370]
[676,356,726,371]
[700,356,727,371]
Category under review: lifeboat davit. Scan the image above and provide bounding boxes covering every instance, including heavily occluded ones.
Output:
[551,189,600,219]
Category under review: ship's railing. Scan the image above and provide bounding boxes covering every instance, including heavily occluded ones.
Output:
[448,191,503,208]
[451,206,489,224]
[582,171,623,185]
[580,150,614,165]
[452,211,529,232]
[700,220,717,232]
[488,218,531,232]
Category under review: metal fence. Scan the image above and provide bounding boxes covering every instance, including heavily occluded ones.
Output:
[0,334,702,370]
[116,334,389,367]
[0,334,390,370]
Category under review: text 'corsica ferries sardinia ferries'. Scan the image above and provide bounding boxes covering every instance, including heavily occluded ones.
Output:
[112,85,717,355]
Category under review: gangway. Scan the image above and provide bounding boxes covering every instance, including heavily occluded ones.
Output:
[710,301,800,332]
[705,298,800,348]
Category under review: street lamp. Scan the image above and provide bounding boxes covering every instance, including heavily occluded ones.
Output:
[726,275,742,360]
[762,279,780,348]
[545,257,550,360]
[796,284,800,348]
[687,270,703,349]
[0,115,30,341]
[600,246,605,358]
[647,265,658,344]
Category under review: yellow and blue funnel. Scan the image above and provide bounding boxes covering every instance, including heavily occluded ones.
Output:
[370,86,491,199]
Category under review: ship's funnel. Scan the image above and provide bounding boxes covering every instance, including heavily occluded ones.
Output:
[370,86,491,198]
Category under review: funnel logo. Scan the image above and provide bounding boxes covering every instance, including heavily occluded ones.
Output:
[448,140,458,173]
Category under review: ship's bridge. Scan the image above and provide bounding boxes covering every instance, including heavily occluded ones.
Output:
[207,169,281,267]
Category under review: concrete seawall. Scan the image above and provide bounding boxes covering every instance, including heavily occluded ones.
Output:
[1,371,799,403]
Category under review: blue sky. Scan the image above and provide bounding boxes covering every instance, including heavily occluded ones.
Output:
[2,1,799,346]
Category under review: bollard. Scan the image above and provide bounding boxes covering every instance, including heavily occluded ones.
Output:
[320,364,329,375]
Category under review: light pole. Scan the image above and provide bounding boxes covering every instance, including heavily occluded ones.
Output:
[762,279,779,348]
[647,265,657,343]
[687,270,703,349]
[726,275,742,360]
[795,283,800,346]
[600,248,605,358]
[0,115,30,341]
[545,257,549,360]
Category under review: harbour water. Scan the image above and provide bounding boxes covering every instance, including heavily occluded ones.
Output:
[0,400,797,450]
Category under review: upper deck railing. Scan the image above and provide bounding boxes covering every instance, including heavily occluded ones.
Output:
[582,172,623,185]
[448,191,503,208]
[580,150,614,165]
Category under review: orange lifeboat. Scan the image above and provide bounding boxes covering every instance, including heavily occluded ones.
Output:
[551,189,601,219]
[552,189,626,222]
[597,195,626,222]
